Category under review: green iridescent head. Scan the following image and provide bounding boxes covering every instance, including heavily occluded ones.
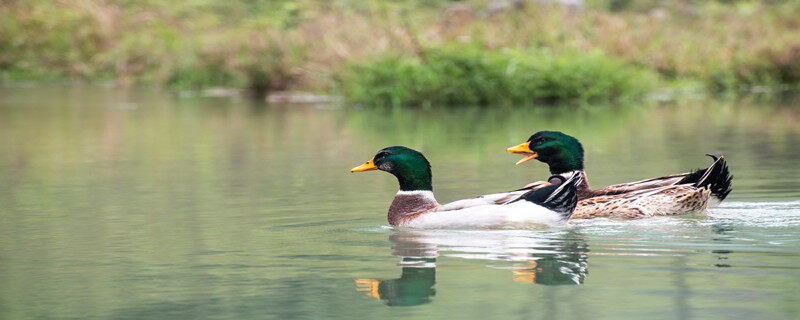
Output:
[351,146,433,191]
[507,131,584,174]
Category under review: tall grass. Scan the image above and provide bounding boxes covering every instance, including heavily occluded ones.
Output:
[0,0,304,95]
[339,46,656,106]
[1,0,798,99]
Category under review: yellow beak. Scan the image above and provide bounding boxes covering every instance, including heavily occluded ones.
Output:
[350,158,378,172]
[506,141,538,165]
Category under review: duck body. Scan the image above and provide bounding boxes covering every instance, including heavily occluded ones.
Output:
[569,156,731,218]
[506,131,733,219]
[389,190,571,228]
[572,175,712,218]
[352,146,581,228]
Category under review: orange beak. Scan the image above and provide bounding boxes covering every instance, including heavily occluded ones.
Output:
[506,141,538,165]
[350,158,378,172]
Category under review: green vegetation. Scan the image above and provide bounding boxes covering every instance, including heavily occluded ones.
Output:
[0,0,304,94]
[340,46,655,106]
[1,0,799,105]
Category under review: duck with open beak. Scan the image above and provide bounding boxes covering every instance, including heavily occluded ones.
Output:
[506,141,538,165]
[504,130,733,219]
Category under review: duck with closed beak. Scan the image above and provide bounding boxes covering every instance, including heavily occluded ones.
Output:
[351,146,582,227]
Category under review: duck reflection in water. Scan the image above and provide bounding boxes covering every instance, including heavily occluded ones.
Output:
[355,232,438,306]
[355,229,588,305]
[509,232,588,285]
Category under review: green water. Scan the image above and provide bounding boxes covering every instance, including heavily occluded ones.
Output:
[0,87,799,319]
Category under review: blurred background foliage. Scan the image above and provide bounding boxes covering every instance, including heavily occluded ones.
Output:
[0,0,798,105]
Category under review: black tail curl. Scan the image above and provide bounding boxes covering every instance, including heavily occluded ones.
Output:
[677,154,733,202]
[515,173,582,220]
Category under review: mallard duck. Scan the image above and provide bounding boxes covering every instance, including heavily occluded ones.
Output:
[505,131,733,219]
[350,146,581,227]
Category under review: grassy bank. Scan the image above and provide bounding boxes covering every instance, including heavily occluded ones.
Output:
[339,46,656,106]
[1,0,799,105]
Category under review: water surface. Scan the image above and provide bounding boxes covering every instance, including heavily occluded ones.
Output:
[0,87,798,319]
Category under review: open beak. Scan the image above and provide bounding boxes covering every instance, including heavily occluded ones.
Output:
[506,142,538,165]
[350,158,378,172]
